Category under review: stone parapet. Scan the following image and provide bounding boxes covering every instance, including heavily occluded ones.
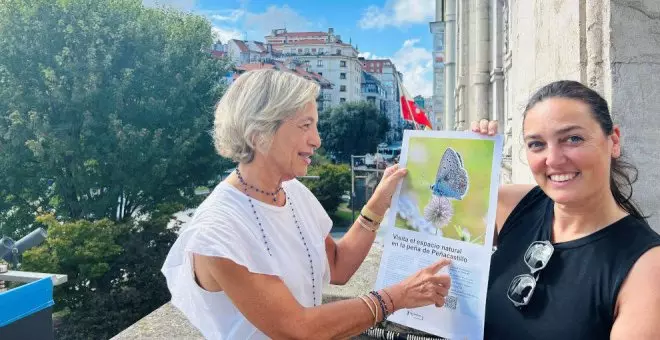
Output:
[111,244,443,340]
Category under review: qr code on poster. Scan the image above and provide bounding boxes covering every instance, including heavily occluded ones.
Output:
[444,295,458,310]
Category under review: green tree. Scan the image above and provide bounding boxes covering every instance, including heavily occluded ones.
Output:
[0,0,232,238]
[318,101,390,162]
[301,163,351,215]
[22,203,180,340]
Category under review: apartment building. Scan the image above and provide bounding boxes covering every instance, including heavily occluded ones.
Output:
[360,58,404,141]
[234,60,334,113]
[266,28,363,107]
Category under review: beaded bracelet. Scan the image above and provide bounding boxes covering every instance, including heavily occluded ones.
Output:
[369,290,389,320]
[381,288,395,311]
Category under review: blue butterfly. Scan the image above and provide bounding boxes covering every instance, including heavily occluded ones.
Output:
[430,147,469,200]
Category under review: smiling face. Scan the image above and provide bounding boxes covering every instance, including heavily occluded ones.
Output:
[262,100,321,181]
[523,97,621,205]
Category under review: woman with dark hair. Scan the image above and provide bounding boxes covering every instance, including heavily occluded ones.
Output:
[472,80,660,339]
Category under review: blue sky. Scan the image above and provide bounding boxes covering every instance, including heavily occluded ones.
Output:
[143,0,437,96]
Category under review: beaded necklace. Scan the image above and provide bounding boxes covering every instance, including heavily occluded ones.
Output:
[235,168,318,306]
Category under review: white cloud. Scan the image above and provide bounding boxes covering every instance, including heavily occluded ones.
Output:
[359,0,435,29]
[210,9,245,23]
[142,0,196,11]
[244,5,313,39]
[363,39,433,97]
[212,26,243,42]
[205,5,313,43]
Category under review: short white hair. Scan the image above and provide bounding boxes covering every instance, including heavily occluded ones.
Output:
[213,69,320,163]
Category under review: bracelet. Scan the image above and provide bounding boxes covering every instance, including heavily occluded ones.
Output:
[365,294,379,325]
[381,288,395,311]
[359,213,374,223]
[369,291,389,320]
[358,295,376,326]
[361,206,384,224]
[357,215,379,232]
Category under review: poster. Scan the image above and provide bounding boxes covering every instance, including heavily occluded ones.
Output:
[374,130,503,340]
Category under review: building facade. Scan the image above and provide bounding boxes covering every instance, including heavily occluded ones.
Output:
[360,59,405,142]
[216,28,409,145]
[234,60,335,113]
[225,39,276,65]
[265,28,364,107]
[433,0,660,231]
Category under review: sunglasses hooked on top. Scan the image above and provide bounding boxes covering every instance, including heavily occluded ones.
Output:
[506,240,555,308]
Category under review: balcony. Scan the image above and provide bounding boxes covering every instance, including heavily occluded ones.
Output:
[110,244,442,340]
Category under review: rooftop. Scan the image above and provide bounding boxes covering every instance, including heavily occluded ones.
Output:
[235,60,333,87]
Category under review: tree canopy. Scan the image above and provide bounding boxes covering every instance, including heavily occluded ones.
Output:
[318,101,390,163]
[0,0,231,338]
[0,0,232,238]
[300,163,351,215]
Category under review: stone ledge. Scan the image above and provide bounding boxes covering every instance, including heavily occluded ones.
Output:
[111,244,441,340]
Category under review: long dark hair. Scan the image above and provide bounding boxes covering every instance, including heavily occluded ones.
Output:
[523,80,647,221]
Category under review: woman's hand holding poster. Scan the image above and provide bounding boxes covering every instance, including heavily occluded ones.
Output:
[374,130,503,340]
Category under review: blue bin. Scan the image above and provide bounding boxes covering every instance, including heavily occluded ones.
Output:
[0,277,55,340]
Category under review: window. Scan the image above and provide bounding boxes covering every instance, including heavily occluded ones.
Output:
[340,60,346,67]
[318,72,322,76]
[340,73,346,79]
[340,85,346,92]
[340,98,346,103]
[317,60,323,67]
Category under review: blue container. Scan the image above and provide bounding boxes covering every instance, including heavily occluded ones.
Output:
[0,277,55,340]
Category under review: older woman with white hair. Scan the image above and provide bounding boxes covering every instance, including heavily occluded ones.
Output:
[161,69,452,339]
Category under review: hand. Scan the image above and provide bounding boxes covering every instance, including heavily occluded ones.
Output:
[366,164,408,216]
[386,258,452,311]
[470,119,498,136]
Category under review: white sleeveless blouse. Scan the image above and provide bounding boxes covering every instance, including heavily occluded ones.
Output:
[161,179,332,339]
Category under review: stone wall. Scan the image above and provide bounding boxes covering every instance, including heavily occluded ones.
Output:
[607,0,660,230]
[505,0,660,231]
[111,244,444,340]
[507,0,584,185]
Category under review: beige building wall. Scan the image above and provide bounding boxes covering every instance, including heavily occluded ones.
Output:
[445,0,660,231]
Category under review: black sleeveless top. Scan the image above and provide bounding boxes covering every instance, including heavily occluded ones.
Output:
[484,186,660,340]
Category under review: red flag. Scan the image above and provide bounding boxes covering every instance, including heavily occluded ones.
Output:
[402,97,432,129]
[398,77,432,129]
[400,96,414,121]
